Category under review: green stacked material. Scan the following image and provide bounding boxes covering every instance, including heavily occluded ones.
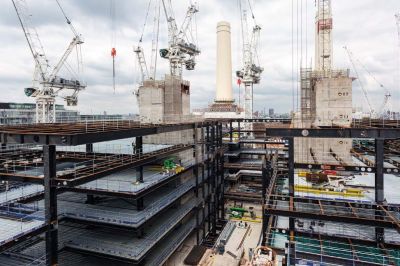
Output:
[295,236,321,254]
[388,249,400,266]
[321,240,353,260]
[355,245,388,265]
[267,233,400,265]
[269,231,286,249]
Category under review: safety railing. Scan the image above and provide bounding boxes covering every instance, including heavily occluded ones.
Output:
[0,184,44,205]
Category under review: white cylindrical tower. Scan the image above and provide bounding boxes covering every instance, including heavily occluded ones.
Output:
[216,21,234,103]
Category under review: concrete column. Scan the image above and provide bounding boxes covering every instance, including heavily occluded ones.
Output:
[216,21,234,103]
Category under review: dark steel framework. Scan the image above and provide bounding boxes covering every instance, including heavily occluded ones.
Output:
[0,121,225,265]
[225,119,400,266]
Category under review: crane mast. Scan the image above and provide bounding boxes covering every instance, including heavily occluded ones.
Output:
[315,0,332,72]
[134,46,149,83]
[12,0,85,123]
[236,1,263,123]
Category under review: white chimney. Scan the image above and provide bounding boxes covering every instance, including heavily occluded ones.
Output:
[215,21,234,103]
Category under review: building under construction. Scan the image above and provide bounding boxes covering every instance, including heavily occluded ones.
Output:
[1,0,400,265]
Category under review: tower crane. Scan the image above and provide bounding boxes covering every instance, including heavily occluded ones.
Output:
[159,0,200,79]
[134,0,161,83]
[12,0,85,123]
[344,46,392,119]
[236,0,263,121]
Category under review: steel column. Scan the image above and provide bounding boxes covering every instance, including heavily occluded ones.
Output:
[136,137,144,183]
[375,139,384,203]
[137,197,144,211]
[288,138,294,197]
[375,138,385,243]
[85,143,93,153]
[44,145,58,266]
[261,157,270,246]
[238,121,241,148]
[229,121,233,142]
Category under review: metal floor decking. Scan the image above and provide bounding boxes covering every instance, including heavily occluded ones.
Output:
[61,197,200,261]
[58,178,195,228]
[0,209,44,247]
[75,162,194,194]
[0,184,43,204]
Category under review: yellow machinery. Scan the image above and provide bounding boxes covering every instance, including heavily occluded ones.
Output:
[295,184,364,197]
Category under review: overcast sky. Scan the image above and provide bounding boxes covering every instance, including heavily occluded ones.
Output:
[1,0,399,115]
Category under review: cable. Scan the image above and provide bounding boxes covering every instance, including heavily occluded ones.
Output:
[247,0,255,20]
[138,0,153,45]
[55,0,78,37]
[296,0,299,111]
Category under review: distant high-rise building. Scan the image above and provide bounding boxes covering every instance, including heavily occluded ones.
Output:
[0,102,79,125]
[268,108,274,117]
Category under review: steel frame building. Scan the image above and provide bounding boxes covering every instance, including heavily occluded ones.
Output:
[225,118,400,265]
[0,120,225,265]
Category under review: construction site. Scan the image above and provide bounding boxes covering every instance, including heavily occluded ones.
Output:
[1,0,400,265]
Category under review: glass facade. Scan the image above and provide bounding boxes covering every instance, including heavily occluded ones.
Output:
[0,102,79,125]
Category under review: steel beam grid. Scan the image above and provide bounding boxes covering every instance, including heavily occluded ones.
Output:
[0,145,192,187]
[0,121,224,265]
[294,162,399,174]
[0,121,204,146]
[265,195,400,231]
[265,127,400,139]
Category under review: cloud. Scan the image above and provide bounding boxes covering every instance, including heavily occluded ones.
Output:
[1,0,399,115]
